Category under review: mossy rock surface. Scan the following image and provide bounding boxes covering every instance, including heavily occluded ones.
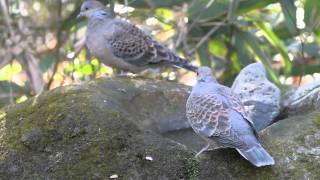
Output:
[0,77,319,179]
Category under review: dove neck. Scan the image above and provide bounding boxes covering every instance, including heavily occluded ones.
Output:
[197,76,217,84]
[88,10,113,27]
[89,9,112,20]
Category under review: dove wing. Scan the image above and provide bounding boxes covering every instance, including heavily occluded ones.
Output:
[107,20,170,66]
[186,93,247,148]
[217,86,258,135]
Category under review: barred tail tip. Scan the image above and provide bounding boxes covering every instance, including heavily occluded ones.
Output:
[236,146,275,167]
[180,63,198,72]
[172,57,198,72]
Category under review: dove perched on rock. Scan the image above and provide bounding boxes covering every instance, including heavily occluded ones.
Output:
[231,63,281,131]
[186,66,274,167]
[78,0,198,73]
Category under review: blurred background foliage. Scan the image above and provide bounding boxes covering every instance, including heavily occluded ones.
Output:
[0,0,320,107]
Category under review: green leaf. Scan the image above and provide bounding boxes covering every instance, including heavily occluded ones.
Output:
[188,0,277,21]
[304,43,320,58]
[255,21,292,77]
[188,0,229,21]
[289,64,320,76]
[39,53,56,72]
[80,64,94,75]
[236,30,282,87]
[0,81,28,107]
[0,81,24,93]
[197,42,211,67]
[0,63,22,81]
[304,0,320,31]
[237,0,277,14]
[234,31,254,66]
[117,0,192,8]
[278,0,298,35]
[227,0,239,23]
[230,51,241,72]
[272,22,296,40]
[209,39,227,57]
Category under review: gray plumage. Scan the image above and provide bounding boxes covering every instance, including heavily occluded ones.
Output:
[78,0,198,73]
[186,66,274,167]
[231,63,281,131]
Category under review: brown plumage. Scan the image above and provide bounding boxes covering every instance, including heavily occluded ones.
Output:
[186,66,274,167]
[78,0,198,73]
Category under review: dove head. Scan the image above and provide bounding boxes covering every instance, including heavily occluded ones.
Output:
[196,66,217,83]
[241,63,266,80]
[78,0,111,19]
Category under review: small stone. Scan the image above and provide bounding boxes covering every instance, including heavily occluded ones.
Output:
[145,156,153,161]
[20,128,44,149]
[71,127,81,137]
[284,80,320,114]
[289,80,320,103]
[109,174,119,179]
[117,88,127,93]
[231,63,281,131]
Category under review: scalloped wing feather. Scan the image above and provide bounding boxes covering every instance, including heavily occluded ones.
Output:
[107,21,170,66]
[186,93,249,148]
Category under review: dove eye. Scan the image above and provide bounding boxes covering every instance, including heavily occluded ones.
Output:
[85,7,89,10]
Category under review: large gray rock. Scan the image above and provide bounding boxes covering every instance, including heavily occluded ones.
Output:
[0,77,319,179]
[231,63,281,131]
[0,77,195,180]
[284,80,320,115]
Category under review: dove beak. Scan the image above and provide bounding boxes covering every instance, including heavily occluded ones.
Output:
[77,12,84,19]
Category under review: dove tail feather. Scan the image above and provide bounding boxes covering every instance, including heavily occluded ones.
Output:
[236,145,275,167]
[171,54,198,72]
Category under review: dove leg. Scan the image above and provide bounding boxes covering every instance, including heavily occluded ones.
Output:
[195,144,210,157]
[119,70,126,76]
[114,70,135,77]
[134,68,162,79]
[115,70,129,76]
